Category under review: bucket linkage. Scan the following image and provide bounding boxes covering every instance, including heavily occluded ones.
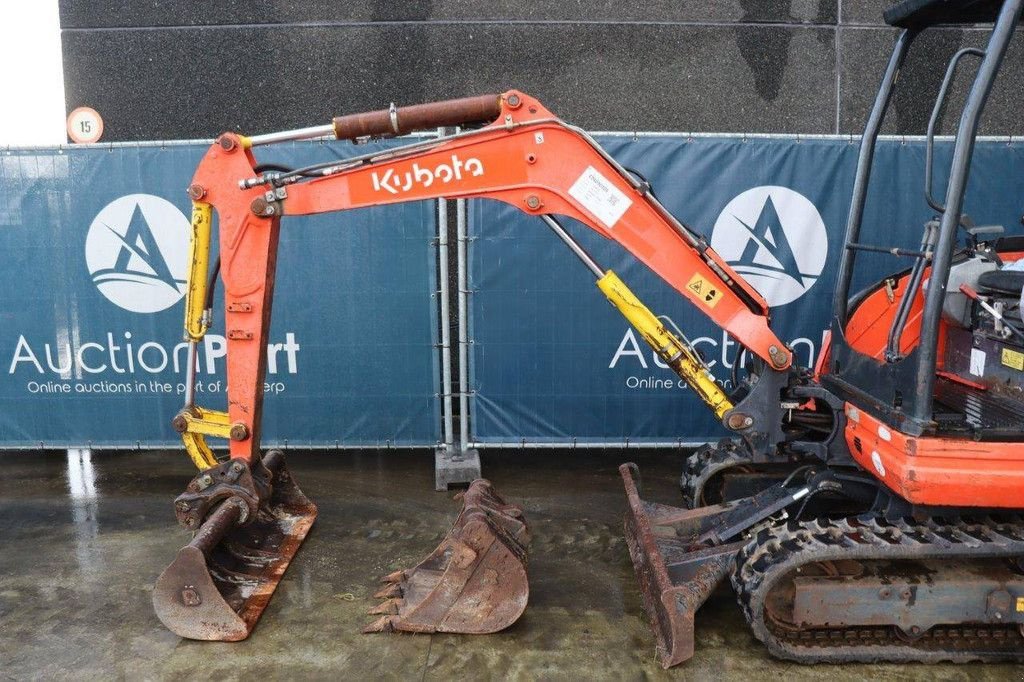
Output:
[153,449,317,641]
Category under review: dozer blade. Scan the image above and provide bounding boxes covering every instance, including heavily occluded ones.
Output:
[619,463,743,668]
[365,479,529,635]
[153,449,316,641]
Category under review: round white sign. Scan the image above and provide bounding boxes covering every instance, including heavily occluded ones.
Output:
[710,186,829,308]
[67,107,104,144]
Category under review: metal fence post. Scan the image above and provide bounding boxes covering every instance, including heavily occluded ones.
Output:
[433,128,481,489]
[437,195,455,452]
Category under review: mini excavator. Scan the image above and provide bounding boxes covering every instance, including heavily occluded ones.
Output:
[153,0,1024,667]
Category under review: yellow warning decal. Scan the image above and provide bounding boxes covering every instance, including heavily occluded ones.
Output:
[686,273,723,309]
[1017,596,1024,613]
[1002,348,1024,372]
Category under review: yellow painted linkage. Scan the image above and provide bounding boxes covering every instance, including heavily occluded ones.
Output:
[597,271,733,419]
[177,408,232,469]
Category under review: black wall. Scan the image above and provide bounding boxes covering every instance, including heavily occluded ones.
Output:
[59,1,1023,141]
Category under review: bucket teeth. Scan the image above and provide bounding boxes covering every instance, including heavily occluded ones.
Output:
[363,479,530,635]
[380,570,406,584]
[373,582,404,599]
[368,598,402,615]
[362,616,396,634]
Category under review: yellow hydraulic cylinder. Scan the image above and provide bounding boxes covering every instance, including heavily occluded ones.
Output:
[597,271,733,419]
[178,201,219,470]
[184,201,213,342]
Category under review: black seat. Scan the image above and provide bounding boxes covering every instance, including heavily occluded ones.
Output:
[885,0,1006,27]
[978,268,1024,295]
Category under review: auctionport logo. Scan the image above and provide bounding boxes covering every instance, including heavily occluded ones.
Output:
[85,194,189,313]
[710,186,828,307]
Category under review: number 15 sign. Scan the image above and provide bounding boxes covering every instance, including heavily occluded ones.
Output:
[67,107,104,144]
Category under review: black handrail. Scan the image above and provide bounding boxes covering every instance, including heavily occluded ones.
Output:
[924,47,986,213]
[912,0,1024,421]
[833,29,917,328]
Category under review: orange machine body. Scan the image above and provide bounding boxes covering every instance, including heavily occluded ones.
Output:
[836,251,1024,508]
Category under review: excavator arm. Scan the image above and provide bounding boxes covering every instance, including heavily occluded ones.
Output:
[179,90,791,466]
[155,90,802,645]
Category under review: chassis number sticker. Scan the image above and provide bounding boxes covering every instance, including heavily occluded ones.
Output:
[568,166,632,229]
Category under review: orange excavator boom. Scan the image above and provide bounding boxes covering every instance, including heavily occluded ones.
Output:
[189,90,789,463]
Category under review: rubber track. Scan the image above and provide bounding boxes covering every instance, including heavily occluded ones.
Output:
[680,445,749,508]
[731,514,1024,663]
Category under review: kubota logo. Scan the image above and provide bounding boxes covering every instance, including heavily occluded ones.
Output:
[85,194,189,313]
[710,186,828,307]
[371,154,485,195]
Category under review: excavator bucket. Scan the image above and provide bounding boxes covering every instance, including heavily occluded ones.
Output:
[619,463,745,668]
[153,450,317,641]
[364,479,530,634]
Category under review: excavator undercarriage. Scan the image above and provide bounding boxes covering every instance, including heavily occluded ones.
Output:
[620,0,1024,667]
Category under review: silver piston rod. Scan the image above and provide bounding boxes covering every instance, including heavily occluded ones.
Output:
[540,214,604,278]
[247,124,336,147]
[183,340,198,407]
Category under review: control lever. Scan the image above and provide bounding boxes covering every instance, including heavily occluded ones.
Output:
[960,283,1024,341]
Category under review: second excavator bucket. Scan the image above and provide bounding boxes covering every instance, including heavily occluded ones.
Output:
[153,449,316,641]
[365,479,530,635]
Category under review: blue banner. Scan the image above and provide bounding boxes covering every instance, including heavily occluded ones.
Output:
[467,135,1024,444]
[0,140,440,448]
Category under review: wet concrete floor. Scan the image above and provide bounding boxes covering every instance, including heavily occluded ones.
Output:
[0,448,1021,681]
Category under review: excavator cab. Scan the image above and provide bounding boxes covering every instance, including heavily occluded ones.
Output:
[622,0,1024,668]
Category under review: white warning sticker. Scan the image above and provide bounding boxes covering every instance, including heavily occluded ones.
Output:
[871,451,886,478]
[568,166,632,229]
[970,348,987,377]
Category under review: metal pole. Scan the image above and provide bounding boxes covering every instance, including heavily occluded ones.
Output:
[833,28,916,327]
[183,341,198,407]
[467,440,707,449]
[540,215,605,278]
[247,124,336,146]
[923,47,986,213]
[457,197,470,452]
[436,143,455,449]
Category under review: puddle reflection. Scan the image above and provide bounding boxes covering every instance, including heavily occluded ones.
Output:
[66,448,103,577]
